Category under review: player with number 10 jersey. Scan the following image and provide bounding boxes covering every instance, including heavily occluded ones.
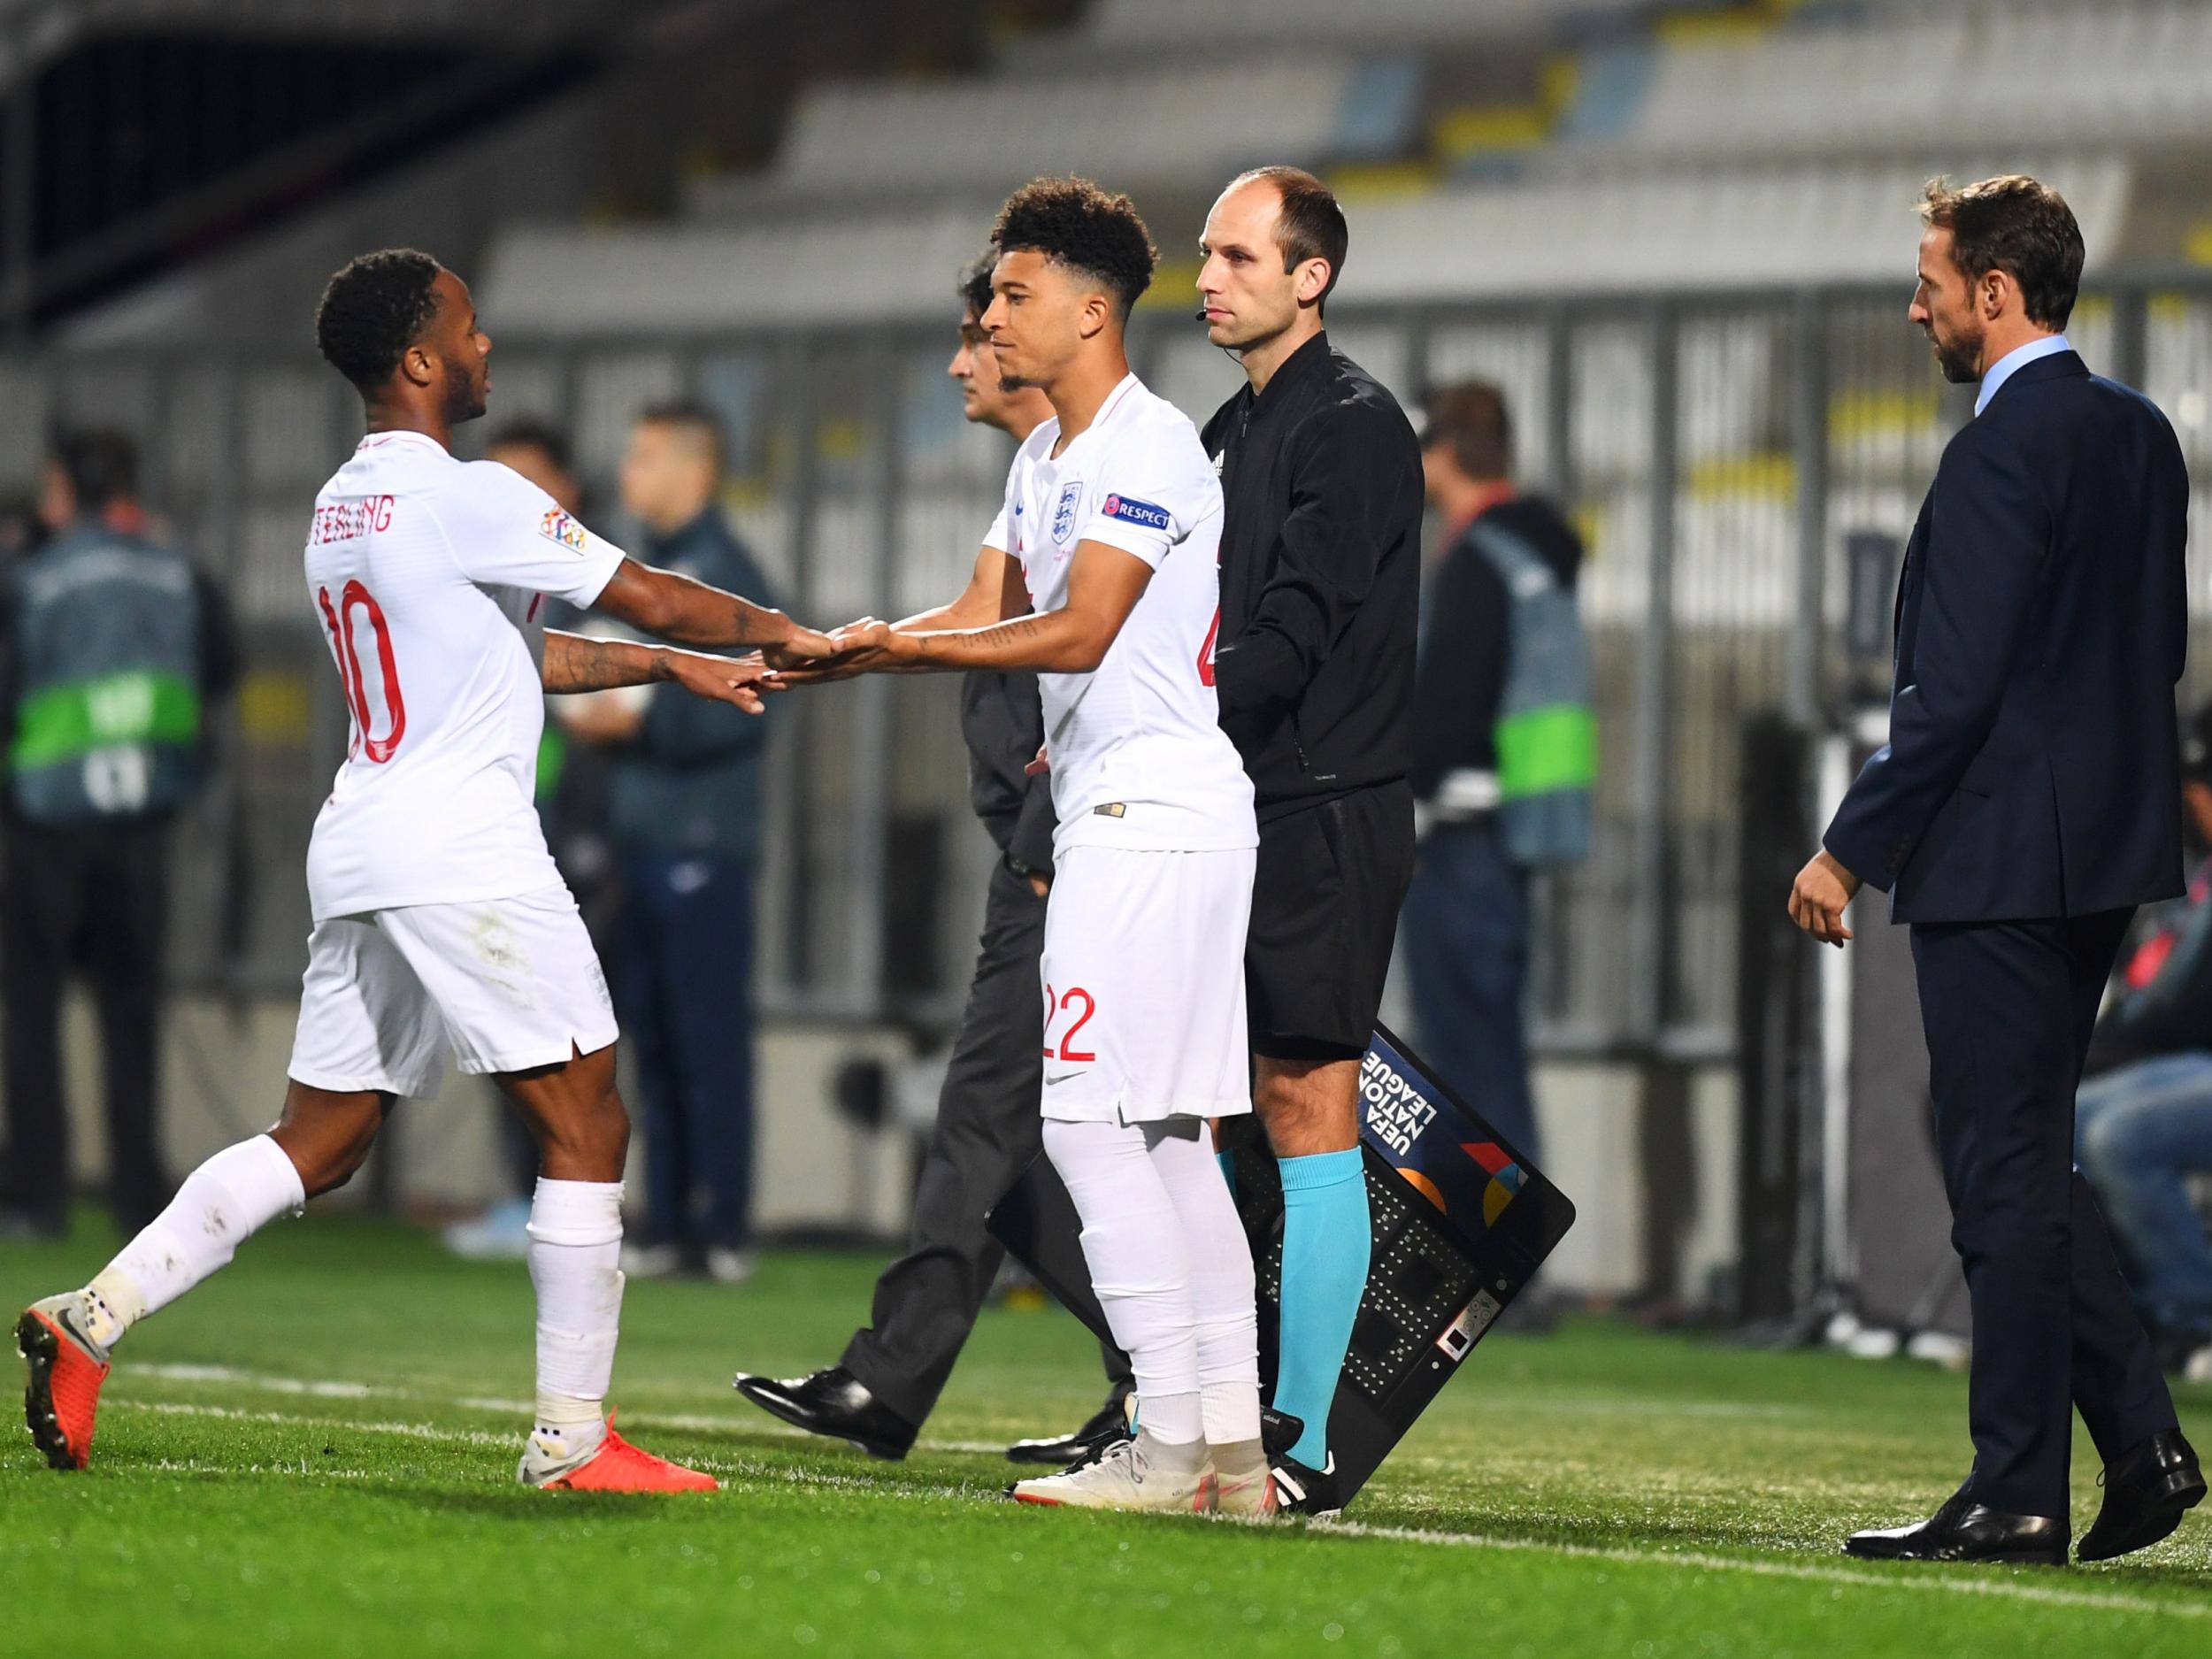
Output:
[17,250,829,1496]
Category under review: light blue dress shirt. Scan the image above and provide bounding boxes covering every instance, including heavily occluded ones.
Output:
[1975,333,2073,416]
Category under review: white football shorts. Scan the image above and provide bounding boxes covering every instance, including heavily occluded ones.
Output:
[288,883,618,1097]
[1037,844,1256,1125]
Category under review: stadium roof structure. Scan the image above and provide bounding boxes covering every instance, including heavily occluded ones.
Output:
[0,0,640,91]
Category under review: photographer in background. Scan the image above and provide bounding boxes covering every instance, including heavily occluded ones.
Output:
[0,430,235,1238]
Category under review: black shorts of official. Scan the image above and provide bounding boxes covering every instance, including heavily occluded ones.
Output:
[1245,779,1416,1061]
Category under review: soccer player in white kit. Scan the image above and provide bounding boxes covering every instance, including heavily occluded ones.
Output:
[824,180,1270,1516]
[16,250,833,1493]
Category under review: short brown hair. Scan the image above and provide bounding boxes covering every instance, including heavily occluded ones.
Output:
[1918,174,2084,331]
[1228,165,1348,311]
[1420,381,1512,481]
[635,400,726,473]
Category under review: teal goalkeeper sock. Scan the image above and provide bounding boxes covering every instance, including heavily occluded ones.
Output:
[1272,1148,1370,1470]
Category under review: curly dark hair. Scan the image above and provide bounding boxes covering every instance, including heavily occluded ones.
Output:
[956,250,997,319]
[991,177,1156,320]
[314,249,443,390]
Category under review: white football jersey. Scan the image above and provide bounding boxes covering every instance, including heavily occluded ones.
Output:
[301,430,625,919]
[993,374,1256,856]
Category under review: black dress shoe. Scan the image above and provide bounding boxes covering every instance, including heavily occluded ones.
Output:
[1004,1385,1132,1465]
[732,1365,918,1460]
[1844,1494,2067,1565]
[2079,1429,2207,1563]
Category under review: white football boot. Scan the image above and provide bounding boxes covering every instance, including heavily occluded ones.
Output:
[1010,1430,1207,1513]
[1204,1441,1279,1518]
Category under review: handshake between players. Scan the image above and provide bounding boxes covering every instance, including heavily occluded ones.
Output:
[21,171,1315,1521]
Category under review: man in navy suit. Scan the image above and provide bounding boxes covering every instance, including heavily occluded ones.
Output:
[1791,174,2203,1565]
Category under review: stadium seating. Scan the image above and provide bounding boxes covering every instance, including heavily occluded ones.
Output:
[1077,0,1655,48]
[494,155,2131,334]
[1338,157,2131,302]
[480,209,998,331]
[689,55,1407,216]
[505,0,2177,334]
[1583,5,2212,161]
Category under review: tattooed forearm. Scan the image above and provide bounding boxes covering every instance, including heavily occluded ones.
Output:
[908,611,1101,672]
[541,629,665,693]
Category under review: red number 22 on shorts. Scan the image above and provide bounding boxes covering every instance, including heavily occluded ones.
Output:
[1041,984,1098,1064]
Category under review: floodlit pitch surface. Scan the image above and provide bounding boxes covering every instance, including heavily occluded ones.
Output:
[4,1216,2208,1658]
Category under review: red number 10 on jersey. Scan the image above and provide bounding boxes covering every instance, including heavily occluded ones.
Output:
[317,580,407,764]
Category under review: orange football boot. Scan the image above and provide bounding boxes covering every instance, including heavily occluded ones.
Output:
[17,1294,111,1471]
[520,1418,718,1493]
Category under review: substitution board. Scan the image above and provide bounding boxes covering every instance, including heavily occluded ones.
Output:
[988,1023,1578,1503]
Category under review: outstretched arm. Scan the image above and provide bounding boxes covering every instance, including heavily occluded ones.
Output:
[778,546,1034,684]
[541,629,773,714]
[836,541,1152,675]
[590,557,836,667]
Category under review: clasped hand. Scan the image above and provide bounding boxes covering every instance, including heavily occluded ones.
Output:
[760,618,914,685]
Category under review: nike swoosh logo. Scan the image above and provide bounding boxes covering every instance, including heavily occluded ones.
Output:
[1044,1071,1085,1086]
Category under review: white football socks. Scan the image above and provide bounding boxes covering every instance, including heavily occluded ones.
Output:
[526,1177,626,1446]
[84,1134,307,1348]
[1041,1116,1261,1455]
[1156,1131,1263,1448]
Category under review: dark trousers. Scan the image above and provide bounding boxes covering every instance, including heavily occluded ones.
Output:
[1,817,173,1231]
[843,856,1131,1428]
[616,849,756,1250]
[1402,821,1539,1158]
[1910,910,2178,1517]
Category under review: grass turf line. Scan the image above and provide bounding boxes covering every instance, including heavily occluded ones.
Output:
[2,1212,2208,1658]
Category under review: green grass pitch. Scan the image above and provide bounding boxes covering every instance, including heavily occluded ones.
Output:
[3,1212,2208,1658]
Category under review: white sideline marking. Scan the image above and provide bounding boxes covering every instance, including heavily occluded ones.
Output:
[121,1398,518,1451]
[97,1395,2212,1620]
[1312,1519,2212,1620]
[130,1365,1011,1453]
[139,1363,373,1399]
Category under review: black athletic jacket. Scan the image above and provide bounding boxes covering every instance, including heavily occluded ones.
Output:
[1200,332,1423,818]
[961,670,1055,878]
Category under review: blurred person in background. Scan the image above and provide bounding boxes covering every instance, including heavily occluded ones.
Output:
[0,429,236,1240]
[564,402,777,1284]
[0,495,44,564]
[733,253,1134,1465]
[443,422,618,1262]
[1197,165,1424,1512]
[1403,382,1594,1179]
[2073,702,2212,1380]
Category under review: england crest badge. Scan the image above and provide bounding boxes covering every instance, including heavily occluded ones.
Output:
[1051,479,1083,546]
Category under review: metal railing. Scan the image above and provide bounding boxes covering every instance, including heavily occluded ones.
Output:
[6,275,2209,1061]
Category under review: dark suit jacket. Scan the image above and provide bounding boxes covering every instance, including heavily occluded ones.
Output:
[1824,349,2191,924]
